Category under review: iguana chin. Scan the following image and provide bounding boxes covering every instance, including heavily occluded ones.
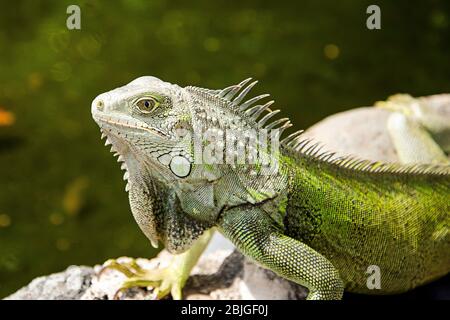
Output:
[91,76,450,300]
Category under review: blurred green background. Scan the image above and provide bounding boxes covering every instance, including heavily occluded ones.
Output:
[0,0,449,297]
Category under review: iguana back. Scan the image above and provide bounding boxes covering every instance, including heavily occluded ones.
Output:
[283,148,450,294]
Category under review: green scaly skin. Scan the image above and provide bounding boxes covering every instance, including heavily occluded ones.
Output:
[282,152,449,295]
[91,77,449,300]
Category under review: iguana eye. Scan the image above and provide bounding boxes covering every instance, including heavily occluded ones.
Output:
[136,97,159,113]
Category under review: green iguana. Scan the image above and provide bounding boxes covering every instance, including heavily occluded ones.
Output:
[91,77,449,300]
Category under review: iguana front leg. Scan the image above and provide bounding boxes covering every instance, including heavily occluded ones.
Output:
[218,206,344,300]
[101,228,214,299]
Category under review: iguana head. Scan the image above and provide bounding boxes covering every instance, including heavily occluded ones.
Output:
[91,76,289,252]
[92,76,193,181]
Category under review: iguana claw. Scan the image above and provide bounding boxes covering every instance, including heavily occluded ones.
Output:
[99,257,185,300]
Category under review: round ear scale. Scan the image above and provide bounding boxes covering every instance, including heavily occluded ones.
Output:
[169,155,192,178]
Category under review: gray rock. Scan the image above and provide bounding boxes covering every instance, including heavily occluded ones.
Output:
[240,259,307,300]
[304,107,399,162]
[5,248,306,300]
[5,266,94,300]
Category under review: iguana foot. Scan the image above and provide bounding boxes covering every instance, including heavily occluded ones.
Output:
[98,230,214,300]
[99,257,185,300]
[375,94,417,115]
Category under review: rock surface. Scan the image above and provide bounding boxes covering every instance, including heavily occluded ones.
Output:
[5,266,94,300]
[304,107,398,162]
[5,248,307,300]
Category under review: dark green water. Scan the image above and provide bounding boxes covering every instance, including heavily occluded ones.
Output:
[0,0,449,297]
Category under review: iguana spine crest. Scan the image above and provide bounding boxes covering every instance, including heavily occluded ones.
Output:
[192,78,450,176]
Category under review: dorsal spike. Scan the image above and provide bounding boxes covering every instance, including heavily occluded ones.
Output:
[245,101,274,119]
[233,80,258,105]
[349,159,366,169]
[288,135,306,147]
[224,78,252,100]
[239,94,270,111]
[256,100,275,116]
[258,109,280,126]
[218,85,235,98]
[361,161,374,170]
[244,105,265,117]
[319,152,336,161]
[281,130,304,145]
[330,155,347,166]
[341,156,356,167]
[278,121,293,136]
[255,104,274,119]
[304,142,320,155]
[265,118,289,130]
[294,138,311,151]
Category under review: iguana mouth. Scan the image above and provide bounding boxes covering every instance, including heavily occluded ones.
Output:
[92,112,168,139]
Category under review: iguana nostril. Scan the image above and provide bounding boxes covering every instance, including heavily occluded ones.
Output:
[96,99,104,111]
